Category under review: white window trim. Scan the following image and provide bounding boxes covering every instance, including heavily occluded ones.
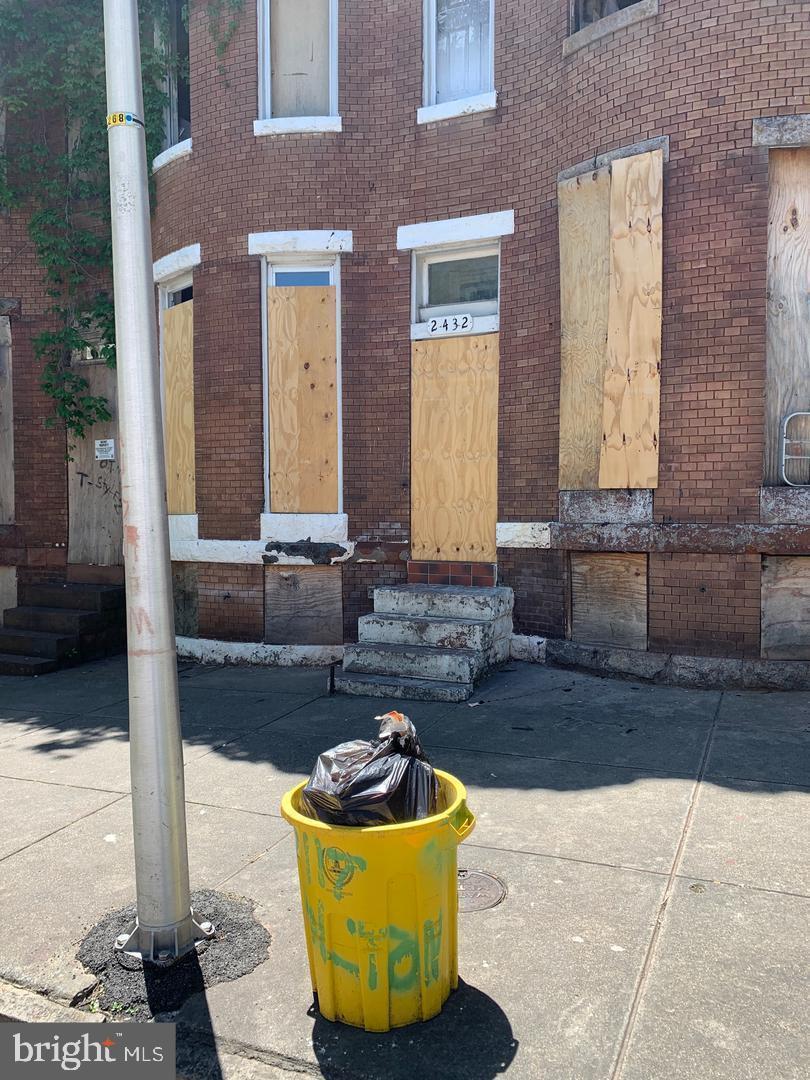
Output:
[152,137,192,173]
[260,252,345,516]
[422,0,495,111]
[410,243,500,340]
[248,230,352,256]
[153,243,201,284]
[417,90,497,126]
[397,210,514,251]
[256,0,340,131]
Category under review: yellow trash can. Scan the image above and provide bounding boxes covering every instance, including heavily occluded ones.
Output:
[280,769,475,1032]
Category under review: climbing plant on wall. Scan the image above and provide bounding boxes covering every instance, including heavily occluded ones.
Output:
[0,0,243,447]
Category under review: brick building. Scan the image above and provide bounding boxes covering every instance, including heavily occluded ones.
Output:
[3,0,810,687]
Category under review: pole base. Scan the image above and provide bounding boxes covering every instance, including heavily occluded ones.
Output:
[113,908,214,965]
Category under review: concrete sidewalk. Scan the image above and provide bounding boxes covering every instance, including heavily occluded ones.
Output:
[0,655,807,1079]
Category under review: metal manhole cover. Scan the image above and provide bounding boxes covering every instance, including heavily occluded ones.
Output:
[458,869,507,912]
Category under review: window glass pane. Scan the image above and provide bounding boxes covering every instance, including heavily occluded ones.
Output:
[168,284,193,306]
[427,254,498,307]
[435,0,491,104]
[273,270,331,287]
[271,0,330,117]
[167,0,190,144]
[574,1,643,33]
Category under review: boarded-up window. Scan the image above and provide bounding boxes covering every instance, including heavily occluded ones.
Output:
[570,552,647,650]
[764,149,810,486]
[0,317,13,526]
[558,149,663,491]
[269,0,331,118]
[264,566,343,644]
[761,556,810,659]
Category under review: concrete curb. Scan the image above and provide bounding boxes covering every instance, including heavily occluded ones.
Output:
[0,980,104,1024]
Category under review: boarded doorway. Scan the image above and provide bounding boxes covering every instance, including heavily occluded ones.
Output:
[410,333,498,562]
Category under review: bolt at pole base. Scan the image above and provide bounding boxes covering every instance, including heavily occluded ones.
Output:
[114,909,214,965]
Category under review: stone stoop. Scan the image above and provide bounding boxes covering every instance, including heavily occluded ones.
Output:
[0,582,126,675]
[334,584,514,701]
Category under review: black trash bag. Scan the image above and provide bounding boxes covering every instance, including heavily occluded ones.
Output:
[300,711,439,826]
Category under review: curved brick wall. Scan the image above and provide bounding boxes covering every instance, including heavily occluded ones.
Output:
[147,0,810,663]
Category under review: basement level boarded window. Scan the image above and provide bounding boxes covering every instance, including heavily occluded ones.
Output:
[416,246,499,321]
[425,0,494,106]
[571,0,644,33]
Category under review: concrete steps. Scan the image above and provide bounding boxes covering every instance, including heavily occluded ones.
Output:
[336,584,513,702]
[0,582,126,675]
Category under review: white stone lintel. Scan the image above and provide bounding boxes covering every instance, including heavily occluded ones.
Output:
[496,522,552,548]
[176,636,343,667]
[168,514,199,542]
[152,138,192,173]
[253,115,342,137]
[260,512,348,542]
[416,91,497,126]
[397,210,514,251]
[170,537,354,564]
[247,230,353,256]
[153,244,201,284]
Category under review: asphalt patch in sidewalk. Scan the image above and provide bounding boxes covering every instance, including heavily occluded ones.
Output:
[76,889,271,1021]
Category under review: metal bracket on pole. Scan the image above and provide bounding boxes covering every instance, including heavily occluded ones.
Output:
[114,910,215,966]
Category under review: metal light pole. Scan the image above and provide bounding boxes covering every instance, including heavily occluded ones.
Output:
[103,0,211,963]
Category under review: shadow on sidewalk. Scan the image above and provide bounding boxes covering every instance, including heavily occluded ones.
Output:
[310,980,518,1080]
[144,957,223,1080]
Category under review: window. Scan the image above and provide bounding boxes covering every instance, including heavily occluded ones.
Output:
[164,0,191,147]
[416,245,499,321]
[571,0,644,34]
[259,0,338,120]
[272,267,332,287]
[424,0,494,107]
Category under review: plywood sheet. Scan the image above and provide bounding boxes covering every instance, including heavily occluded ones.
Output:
[162,299,196,514]
[0,566,16,626]
[264,565,343,644]
[761,555,810,659]
[0,317,13,524]
[558,167,611,489]
[172,563,199,638]
[267,286,339,513]
[570,552,647,649]
[67,362,123,566]
[270,0,330,118]
[764,149,810,485]
[411,334,498,562]
[599,149,663,489]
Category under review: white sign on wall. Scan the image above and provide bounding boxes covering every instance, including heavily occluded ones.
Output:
[427,313,473,336]
[95,438,115,461]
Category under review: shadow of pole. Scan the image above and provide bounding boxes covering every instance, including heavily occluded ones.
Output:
[310,980,518,1080]
[144,956,223,1080]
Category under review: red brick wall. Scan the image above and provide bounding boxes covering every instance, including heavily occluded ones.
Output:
[6,1,810,657]
[196,563,264,642]
[648,553,761,659]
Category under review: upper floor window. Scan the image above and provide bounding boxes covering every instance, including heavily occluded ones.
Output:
[424,0,494,107]
[164,0,191,147]
[259,0,338,120]
[571,0,644,33]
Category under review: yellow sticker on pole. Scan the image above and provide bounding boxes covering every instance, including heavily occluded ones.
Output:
[106,112,144,129]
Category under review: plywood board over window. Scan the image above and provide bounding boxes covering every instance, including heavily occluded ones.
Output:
[270,0,330,117]
[67,361,123,566]
[764,149,810,486]
[162,298,196,514]
[570,552,647,650]
[0,316,13,525]
[264,565,343,644]
[558,168,611,489]
[267,285,339,513]
[599,150,663,489]
[411,333,498,562]
[761,555,810,659]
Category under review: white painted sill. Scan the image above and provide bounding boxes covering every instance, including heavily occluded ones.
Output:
[152,137,192,173]
[417,91,497,126]
[410,314,498,341]
[562,0,659,58]
[253,116,342,136]
[260,513,348,543]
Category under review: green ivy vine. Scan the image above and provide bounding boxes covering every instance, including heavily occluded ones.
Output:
[0,0,243,449]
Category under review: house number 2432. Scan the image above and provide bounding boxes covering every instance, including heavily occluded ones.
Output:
[428,313,472,335]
